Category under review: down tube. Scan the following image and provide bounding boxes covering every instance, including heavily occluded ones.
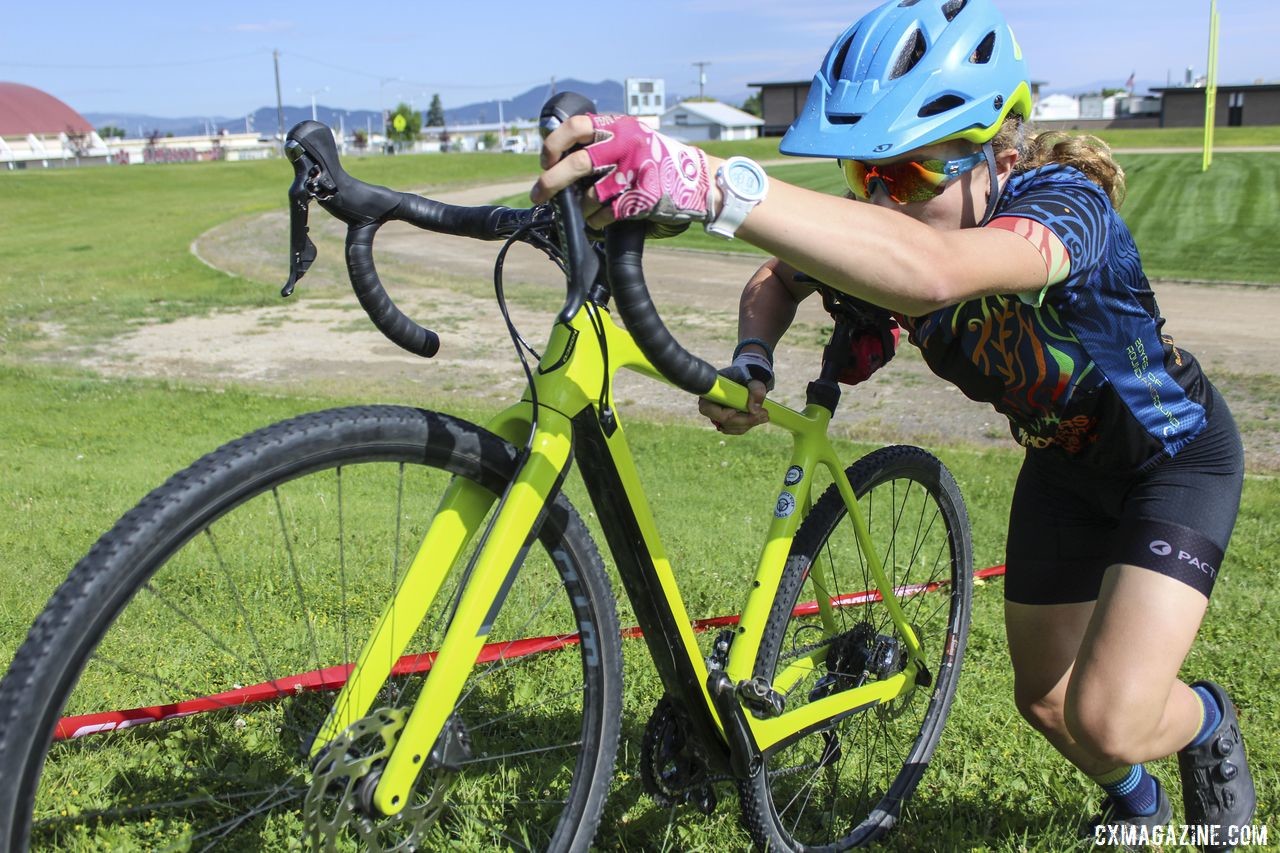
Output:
[569,409,731,765]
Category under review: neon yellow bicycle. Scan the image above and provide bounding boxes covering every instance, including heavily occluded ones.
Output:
[0,96,973,851]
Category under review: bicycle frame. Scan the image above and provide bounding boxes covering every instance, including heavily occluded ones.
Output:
[310,300,928,817]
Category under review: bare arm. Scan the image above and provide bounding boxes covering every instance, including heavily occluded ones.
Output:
[737,176,1053,316]
[736,258,814,356]
[696,258,813,434]
[531,118,1056,317]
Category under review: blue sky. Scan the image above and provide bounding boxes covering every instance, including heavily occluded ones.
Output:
[3,1,1275,119]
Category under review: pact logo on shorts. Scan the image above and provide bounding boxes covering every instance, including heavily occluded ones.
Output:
[1149,539,1216,578]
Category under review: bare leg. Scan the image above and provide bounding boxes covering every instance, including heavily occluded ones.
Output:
[1064,563,1207,765]
[1006,563,1208,773]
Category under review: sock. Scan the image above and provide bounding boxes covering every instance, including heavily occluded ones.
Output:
[1091,764,1159,817]
[1188,684,1223,748]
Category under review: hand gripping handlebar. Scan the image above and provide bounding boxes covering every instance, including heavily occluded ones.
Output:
[282,119,530,358]
[535,94,717,396]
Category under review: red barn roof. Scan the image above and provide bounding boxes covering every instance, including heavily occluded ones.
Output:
[0,82,94,136]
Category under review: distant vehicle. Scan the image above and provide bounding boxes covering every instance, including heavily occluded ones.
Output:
[501,136,527,154]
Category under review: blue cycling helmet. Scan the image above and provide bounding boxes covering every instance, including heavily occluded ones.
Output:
[780,0,1033,161]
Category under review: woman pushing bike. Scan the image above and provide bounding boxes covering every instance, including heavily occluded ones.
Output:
[533,0,1254,848]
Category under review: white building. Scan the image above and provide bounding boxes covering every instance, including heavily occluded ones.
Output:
[1033,93,1081,121]
[625,78,666,118]
[660,101,764,143]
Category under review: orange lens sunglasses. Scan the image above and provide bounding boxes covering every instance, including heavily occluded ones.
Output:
[840,150,986,204]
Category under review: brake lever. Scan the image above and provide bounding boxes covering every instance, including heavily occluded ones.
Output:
[281,140,319,297]
[539,92,600,324]
[281,121,401,297]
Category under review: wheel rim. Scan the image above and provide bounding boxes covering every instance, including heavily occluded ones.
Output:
[759,467,967,848]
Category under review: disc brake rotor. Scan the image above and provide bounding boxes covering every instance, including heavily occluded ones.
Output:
[303,707,455,852]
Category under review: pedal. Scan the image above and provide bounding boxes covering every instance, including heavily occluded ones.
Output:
[737,676,785,719]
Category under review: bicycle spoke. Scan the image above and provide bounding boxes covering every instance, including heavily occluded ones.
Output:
[273,487,323,678]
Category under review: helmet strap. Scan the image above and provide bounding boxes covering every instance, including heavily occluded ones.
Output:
[979,141,1001,225]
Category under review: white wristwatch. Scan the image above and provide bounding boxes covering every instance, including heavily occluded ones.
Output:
[705,156,769,240]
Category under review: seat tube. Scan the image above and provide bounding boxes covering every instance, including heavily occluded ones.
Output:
[725,410,830,684]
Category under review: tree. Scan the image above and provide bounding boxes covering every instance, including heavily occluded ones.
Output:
[98,125,127,139]
[425,94,445,128]
[481,131,499,151]
[741,93,762,117]
[353,128,368,151]
[385,102,422,147]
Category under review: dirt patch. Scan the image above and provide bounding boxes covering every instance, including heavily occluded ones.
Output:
[69,180,1280,472]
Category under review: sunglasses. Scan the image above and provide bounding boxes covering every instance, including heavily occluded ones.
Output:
[839,150,986,204]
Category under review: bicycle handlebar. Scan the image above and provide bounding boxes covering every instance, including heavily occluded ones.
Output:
[605,223,717,395]
[283,119,531,358]
[281,94,718,395]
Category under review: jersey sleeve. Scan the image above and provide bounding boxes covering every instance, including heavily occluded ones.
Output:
[989,170,1112,306]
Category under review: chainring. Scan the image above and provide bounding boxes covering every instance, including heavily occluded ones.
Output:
[639,696,720,811]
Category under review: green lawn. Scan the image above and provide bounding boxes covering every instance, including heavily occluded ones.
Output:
[0,153,541,347]
[0,364,1275,850]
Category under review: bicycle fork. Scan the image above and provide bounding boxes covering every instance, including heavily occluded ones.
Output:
[309,404,574,817]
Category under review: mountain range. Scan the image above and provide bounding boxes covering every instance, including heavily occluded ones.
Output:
[81,78,658,140]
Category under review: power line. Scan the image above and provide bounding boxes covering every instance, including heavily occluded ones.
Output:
[280,50,542,92]
[0,50,269,70]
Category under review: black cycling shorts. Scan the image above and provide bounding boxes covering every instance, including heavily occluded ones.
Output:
[1004,386,1244,605]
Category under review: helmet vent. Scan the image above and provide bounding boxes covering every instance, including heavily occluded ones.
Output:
[970,31,997,64]
[890,29,928,79]
[829,114,863,126]
[831,32,856,78]
[941,0,967,21]
[919,94,965,117]
[897,0,924,6]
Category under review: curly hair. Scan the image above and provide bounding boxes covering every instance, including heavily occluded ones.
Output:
[991,115,1127,209]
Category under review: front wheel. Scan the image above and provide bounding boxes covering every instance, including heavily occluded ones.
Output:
[0,405,623,852]
[740,445,973,851]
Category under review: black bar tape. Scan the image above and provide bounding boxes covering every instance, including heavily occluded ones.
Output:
[606,222,717,396]
[346,222,440,358]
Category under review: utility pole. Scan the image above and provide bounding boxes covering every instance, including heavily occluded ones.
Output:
[273,49,285,149]
[693,61,711,100]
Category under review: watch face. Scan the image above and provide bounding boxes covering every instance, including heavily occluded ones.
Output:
[725,160,767,200]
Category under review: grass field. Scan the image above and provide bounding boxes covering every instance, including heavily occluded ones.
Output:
[1,138,1277,849]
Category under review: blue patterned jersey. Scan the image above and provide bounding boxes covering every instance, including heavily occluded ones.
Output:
[901,164,1212,471]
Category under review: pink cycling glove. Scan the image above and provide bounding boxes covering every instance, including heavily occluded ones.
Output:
[585,115,713,224]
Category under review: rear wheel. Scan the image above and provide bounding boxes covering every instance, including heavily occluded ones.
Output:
[741,445,973,850]
[0,406,622,852]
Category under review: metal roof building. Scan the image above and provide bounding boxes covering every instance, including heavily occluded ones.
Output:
[1,81,108,168]
[660,100,764,143]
